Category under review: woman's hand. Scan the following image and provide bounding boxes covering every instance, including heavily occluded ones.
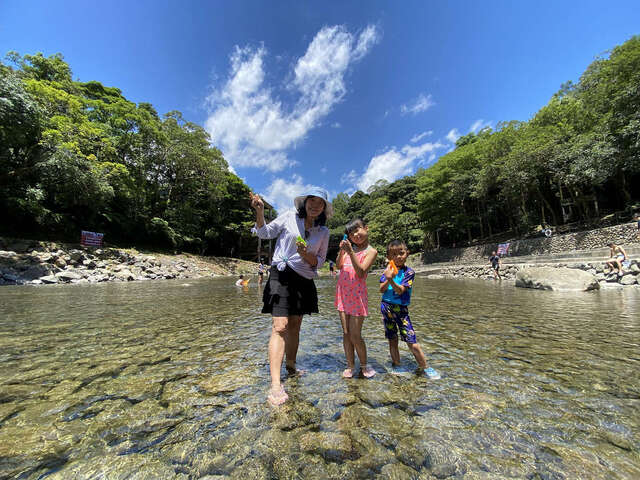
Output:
[339,239,353,254]
[296,240,308,257]
[249,193,264,213]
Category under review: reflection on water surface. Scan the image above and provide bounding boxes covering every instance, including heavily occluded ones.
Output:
[0,277,638,479]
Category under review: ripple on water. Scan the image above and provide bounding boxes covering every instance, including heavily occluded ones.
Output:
[0,276,638,479]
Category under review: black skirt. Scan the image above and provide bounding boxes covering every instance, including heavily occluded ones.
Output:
[262,265,318,316]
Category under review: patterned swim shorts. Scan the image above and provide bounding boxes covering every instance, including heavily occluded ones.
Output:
[381,301,417,344]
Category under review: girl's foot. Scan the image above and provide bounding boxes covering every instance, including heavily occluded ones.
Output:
[362,365,376,378]
[342,368,354,378]
[267,386,288,406]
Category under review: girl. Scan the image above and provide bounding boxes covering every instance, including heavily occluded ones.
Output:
[335,218,378,378]
[250,188,331,406]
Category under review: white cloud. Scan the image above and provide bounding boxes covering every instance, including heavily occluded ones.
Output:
[410,130,433,143]
[354,140,445,192]
[340,170,358,185]
[400,93,434,115]
[446,128,461,143]
[205,25,380,172]
[470,119,492,133]
[320,166,328,174]
[261,175,319,213]
[331,122,341,128]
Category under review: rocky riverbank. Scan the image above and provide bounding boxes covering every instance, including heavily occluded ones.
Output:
[0,238,260,286]
[428,260,640,288]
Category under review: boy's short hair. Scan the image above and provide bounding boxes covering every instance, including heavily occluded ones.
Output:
[386,239,407,256]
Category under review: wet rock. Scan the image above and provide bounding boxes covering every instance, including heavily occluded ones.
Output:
[431,462,457,479]
[620,274,637,285]
[299,431,354,462]
[55,270,83,282]
[395,436,431,470]
[21,264,52,280]
[377,462,420,479]
[46,453,188,480]
[114,269,134,281]
[515,267,599,291]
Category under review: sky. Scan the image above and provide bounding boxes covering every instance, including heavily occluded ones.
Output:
[2,1,639,213]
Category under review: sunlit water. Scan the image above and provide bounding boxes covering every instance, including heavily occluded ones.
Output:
[0,276,639,479]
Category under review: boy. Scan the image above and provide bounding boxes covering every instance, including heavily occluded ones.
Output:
[379,240,440,379]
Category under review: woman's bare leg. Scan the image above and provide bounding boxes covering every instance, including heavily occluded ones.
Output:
[284,315,302,371]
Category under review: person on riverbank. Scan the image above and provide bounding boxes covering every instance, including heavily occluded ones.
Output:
[606,242,627,277]
[379,240,440,379]
[634,213,640,241]
[250,188,331,406]
[335,218,378,379]
[488,251,501,280]
[329,260,335,276]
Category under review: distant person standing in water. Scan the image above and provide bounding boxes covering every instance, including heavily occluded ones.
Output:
[635,213,640,241]
[488,251,501,280]
[257,261,266,285]
[250,188,331,406]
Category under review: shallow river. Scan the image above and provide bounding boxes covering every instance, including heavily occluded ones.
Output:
[0,276,639,479]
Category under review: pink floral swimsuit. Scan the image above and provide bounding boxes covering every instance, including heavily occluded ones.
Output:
[335,247,371,316]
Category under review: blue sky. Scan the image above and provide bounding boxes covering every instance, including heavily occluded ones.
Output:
[2,1,639,213]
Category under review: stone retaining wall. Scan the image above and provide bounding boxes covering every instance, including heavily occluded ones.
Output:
[421,223,639,265]
[434,259,640,287]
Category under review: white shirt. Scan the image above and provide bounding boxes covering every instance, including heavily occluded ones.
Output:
[252,209,329,279]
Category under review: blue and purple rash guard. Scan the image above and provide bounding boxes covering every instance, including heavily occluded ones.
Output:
[380,266,415,305]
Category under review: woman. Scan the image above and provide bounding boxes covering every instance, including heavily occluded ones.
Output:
[250,188,331,405]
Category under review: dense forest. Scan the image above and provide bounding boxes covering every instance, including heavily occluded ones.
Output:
[327,36,640,254]
[2,36,639,259]
[0,52,256,255]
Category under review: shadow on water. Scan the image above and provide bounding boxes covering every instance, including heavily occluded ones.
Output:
[0,276,638,479]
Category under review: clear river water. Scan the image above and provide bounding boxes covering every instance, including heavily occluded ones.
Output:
[0,276,639,479]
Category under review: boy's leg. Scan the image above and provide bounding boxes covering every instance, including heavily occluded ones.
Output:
[388,337,401,366]
[340,312,355,371]
[284,315,303,372]
[407,342,427,369]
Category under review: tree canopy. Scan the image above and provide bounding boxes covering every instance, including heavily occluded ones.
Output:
[1,52,257,255]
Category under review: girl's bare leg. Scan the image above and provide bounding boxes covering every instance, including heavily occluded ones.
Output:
[348,315,367,368]
[340,312,355,370]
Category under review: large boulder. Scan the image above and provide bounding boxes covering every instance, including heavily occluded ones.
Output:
[515,267,599,291]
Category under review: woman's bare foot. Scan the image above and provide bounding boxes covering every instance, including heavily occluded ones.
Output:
[267,386,288,406]
[342,368,354,378]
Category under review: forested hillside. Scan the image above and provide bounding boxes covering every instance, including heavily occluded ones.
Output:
[328,36,640,254]
[0,52,256,255]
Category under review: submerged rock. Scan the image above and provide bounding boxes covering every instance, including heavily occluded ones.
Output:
[515,267,599,291]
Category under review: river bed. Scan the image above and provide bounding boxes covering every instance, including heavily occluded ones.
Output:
[0,276,638,479]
